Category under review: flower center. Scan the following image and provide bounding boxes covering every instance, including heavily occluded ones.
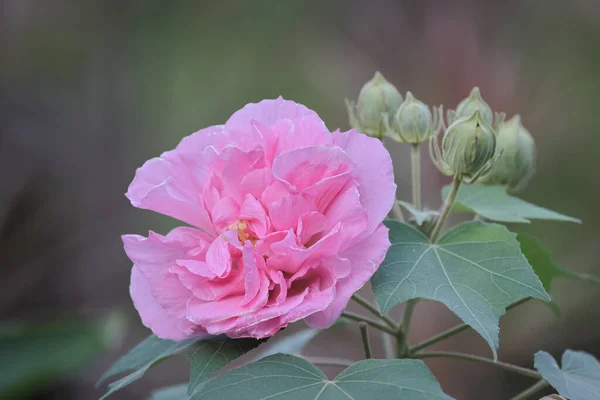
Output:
[229,220,258,245]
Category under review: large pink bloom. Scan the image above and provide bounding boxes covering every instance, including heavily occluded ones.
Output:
[123,98,396,341]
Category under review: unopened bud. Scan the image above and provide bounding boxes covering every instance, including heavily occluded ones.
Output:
[346,72,403,139]
[442,110,496,179]
[480,115,536,191]
[389,92,435,144]
[450,87,494,126]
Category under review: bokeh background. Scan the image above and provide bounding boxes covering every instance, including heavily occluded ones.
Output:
[1,1,599,399]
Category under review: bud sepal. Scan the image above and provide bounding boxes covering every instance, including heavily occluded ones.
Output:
[430,110,498,183]
[345,71,403,139]
[386,91,444,144]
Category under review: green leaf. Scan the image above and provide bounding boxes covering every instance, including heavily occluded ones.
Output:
[370,220,549,358]
[517,234,562,291]
[517,233,563,318]
[517,233,600,317]
[398,201,439,226]
[99,334,197,399]
[186,336,264,395]
[0,314,123,398]
[192,354,453,400]
[534,350,600,400]
[441,185,581,223]
[149,384,188,400]
[99,334,263,399]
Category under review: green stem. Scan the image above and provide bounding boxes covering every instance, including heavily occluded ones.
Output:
[413,351,542,379]
[409,297,532,353]
[391,200,405,222]
[305,356,354,368]
[411,144,421,209]
[559,268,600,285]
[382,332,395,359]
[430,176,462,243]
[351,294,397,329]
[396,299,419,358]
[341,312,397,336]
[509,380,549,400]
[358,322,372,359]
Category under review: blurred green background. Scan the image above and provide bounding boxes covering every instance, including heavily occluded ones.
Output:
[1,1,598,399]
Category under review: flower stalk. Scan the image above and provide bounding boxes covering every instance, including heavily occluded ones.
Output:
[411,144,421,209]
[430,176,462,243]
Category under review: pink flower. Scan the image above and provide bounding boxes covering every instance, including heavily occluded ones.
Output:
[123,98,396,341]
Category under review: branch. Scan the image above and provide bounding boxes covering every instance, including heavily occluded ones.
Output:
[509,380,549,400]
[341,311,397,336]
[409,297,532,353]
[358,322,372,359]
[413,351,542,379]
[351,294,398,329]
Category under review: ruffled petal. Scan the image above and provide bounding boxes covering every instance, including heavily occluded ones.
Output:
[332,129,396,236]
[123,228,210,314]
[125,154,214,235]
[226,97,319,132]
[305,223,390,328]
[130,267,204,341]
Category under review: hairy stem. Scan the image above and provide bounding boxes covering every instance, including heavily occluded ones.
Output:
[509,380,549,400]
[430,176,462,243]
[351,294,397,329]
[359,322,372,359]
[341,311,397,336]
[305,356,354,368]
[409,297,532,353]
[413,351,542,379]
[411,144,421,209]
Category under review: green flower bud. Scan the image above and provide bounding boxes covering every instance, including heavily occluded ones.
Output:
[451,87,494,126]
[479,115,536,191]
[441,110,496,179]
[346,72,403,138]
[389,92,434,144]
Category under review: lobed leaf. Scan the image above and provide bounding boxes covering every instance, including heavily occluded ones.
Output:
[192,353,453,400]
[534,350,600,400]
[370,220,549,358]
[517,233,565,317]
[99,334,263,399]
[186,336,264,395]
[441,185,580,223]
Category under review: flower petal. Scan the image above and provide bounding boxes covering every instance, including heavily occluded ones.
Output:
[306,223,390,328]
[332,129,396,236]
[123,229,205,315]
[126,155,214,235]
[130,266,203,341]
[226,97,319,132]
